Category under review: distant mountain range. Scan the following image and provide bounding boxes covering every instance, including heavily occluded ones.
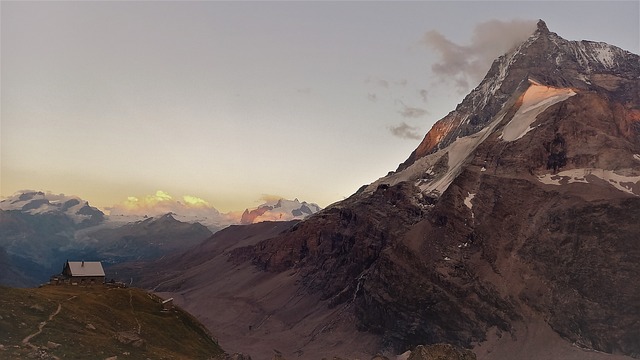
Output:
[0,191,104,226]
[240,198,322,224]
[0,190,320,287]
[107,191,322,229]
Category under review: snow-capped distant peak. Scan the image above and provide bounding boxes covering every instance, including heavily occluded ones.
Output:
[241,198,322,224]
[0,191,104,225]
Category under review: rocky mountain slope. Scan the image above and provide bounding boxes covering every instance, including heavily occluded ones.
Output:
[136,20,639,359]
[83,213,213,265]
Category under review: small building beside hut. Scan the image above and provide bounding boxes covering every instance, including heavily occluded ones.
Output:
[161,298,174,311]
[51,260,105,285]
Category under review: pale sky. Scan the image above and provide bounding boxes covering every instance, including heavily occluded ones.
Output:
[2,1,639,213]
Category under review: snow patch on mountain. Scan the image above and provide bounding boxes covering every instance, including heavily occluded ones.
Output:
[464,192,475,219]
[501,82,576,141]
[471,44,523,115]
[423,116,503,195]
[368,106,507,197]
[571,41,622,73]
[464,192,475,209]
[537,169,640,195]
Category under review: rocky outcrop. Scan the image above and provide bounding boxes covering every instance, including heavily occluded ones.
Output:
[115,331,145,348]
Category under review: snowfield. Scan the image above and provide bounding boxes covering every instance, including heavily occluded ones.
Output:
[537,168,640,195]
[501,81,576,141]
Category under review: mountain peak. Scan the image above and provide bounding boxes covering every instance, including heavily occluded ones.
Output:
[396,21,640,171]
[535,19,549,34]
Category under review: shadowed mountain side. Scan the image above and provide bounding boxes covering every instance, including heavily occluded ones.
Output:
[125,220,382,359]
[88,213,213,264]
[0,246,28,287]
[113,221,299,287]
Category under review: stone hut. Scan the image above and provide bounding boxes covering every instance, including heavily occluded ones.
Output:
[56,260,105,285]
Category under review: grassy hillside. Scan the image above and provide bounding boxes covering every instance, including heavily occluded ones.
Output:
[0,285,225,359]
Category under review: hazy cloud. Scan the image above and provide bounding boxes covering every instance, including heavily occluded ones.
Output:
[365,77,390,89]
[389,122,422,140]
[109,191,319,228]
[419,89,428,103]
[422,19,537,92]
[398,101,428,118]
[109,190,221,217]
[394,79,408,86]
[365,77,428,110]
[259,194,284,204]
[296,87,312,94]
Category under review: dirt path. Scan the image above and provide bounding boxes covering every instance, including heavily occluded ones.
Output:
[22,303,62,349]
[129,290,142,335]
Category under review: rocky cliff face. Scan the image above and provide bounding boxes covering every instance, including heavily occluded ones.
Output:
[144,21,640,359]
